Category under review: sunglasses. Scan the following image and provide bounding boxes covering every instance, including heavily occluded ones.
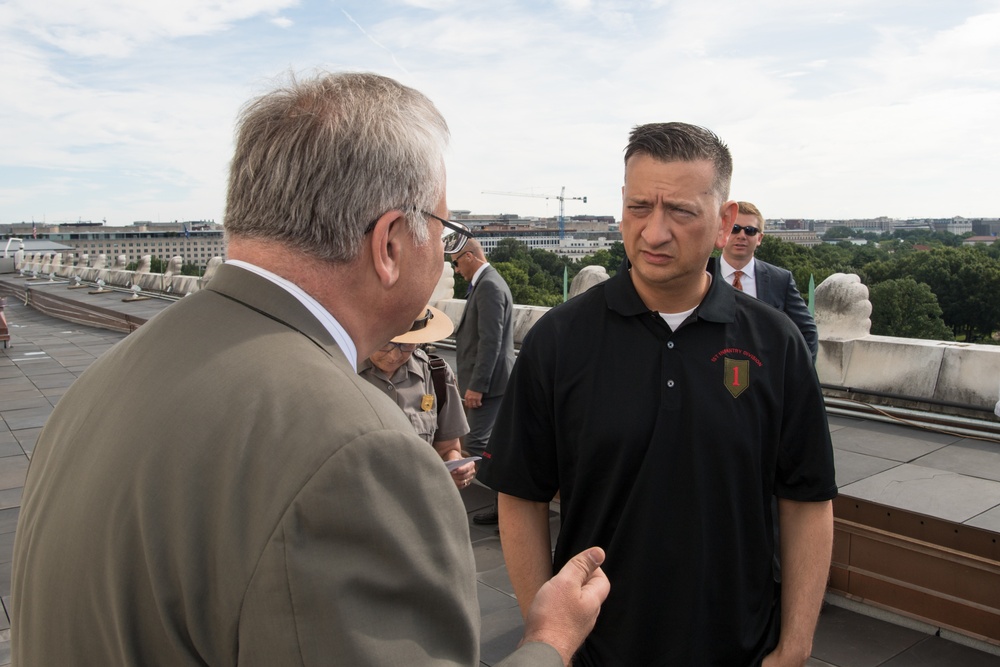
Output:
[732,224,761,236]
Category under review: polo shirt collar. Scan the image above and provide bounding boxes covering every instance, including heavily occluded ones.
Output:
[606,256,735,324]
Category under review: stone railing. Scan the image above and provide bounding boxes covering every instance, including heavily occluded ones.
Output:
[15,252,224,295]
[433,267,1000,417]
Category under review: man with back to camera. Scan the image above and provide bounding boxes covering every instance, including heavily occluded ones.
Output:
[479,122,836,666]
[11,71,608,666]
[721,200,818,360]
[450,237,515,525]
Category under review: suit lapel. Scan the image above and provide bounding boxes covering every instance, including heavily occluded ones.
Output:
[754,262,777,309]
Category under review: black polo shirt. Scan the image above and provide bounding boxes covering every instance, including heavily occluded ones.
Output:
[479,260,837,666]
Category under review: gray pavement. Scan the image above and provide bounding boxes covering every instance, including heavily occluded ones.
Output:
[1,296,999,666]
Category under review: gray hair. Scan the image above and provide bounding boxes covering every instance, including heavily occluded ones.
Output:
[624,122,733,201]
[224,71,450,262]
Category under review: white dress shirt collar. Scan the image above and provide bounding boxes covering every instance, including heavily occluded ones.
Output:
[470,262,489,287]
[226,259,359,371]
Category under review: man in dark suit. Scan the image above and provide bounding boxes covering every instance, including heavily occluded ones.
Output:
[721,201,819,360]
[451,238,515,524]
[11,71,608,667]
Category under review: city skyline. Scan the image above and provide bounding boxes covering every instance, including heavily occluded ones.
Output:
[2,1,999,226]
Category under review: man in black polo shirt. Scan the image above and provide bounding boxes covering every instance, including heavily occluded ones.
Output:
[479,122,836,666]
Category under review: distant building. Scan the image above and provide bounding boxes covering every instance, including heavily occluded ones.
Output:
[4,221,225,270]
[452,212,620,257]
[971,219,1000,237]
[765,228,822,247]
[962,235,999,246]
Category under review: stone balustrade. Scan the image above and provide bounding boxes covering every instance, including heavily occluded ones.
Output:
[435,270,1000,417]
[11,252,998,415]
[16,252,223,295]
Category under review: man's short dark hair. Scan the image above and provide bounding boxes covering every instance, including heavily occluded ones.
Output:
[624,122,733,200]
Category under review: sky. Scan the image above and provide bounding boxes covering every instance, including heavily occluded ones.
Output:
[2,0,999,227]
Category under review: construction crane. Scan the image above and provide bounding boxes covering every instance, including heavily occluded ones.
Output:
[482,187,587,239]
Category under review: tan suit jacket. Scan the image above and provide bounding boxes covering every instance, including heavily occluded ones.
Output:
[11,264,559,666]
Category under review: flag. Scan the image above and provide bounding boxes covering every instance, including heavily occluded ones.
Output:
[563,266,568,302]
[808,274,816,316]
[183,223,190,239]
[32,222,37,239]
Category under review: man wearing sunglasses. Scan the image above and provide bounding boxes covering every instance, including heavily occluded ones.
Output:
[11,72,608,667]
[721,201,818,360]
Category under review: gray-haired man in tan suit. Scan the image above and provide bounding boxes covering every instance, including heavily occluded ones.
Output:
[11,72,608,666]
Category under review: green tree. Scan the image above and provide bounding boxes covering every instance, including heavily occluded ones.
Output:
[576,241,626,278]
[868,278,953,341]
[868,246,1000,342]
[447,235,997,342]
[822,226,855,241]
[489,238,531,264]
[492,261,562,307]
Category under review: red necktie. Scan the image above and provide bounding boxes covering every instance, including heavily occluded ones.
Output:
[732,270,744,291]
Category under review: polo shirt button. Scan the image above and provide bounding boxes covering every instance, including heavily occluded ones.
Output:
[667,380,675,388]
[667,341,675,349]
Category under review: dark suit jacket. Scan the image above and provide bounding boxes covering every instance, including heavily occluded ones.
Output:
[754,258,819,360]
[11,264,558,666]
[455,264,515,397]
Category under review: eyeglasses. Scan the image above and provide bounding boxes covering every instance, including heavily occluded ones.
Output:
[363,210,475,255]
[380,341,417,354]
[423,211,474,254]
[732,224,761,236]
[450,251,470,266]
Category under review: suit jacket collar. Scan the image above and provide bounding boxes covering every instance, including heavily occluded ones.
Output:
[206,263,351,366]
[753,257,772,294]
[468,262,491,288]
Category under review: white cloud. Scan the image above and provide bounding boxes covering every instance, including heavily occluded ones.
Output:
[1,0,999,224]
[4,0,299,56]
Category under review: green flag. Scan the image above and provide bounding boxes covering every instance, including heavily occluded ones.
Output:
[808,274,816,316]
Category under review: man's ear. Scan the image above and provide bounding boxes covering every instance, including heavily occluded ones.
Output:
[716,200,739,250]
[368,210,408,288]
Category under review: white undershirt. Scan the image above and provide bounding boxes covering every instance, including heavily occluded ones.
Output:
[659,308,696,331]
[657,271,711,331]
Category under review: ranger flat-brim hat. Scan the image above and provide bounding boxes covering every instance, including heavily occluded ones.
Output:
[391,305,454,344]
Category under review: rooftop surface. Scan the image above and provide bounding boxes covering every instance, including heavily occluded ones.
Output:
[0,291,999,665]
